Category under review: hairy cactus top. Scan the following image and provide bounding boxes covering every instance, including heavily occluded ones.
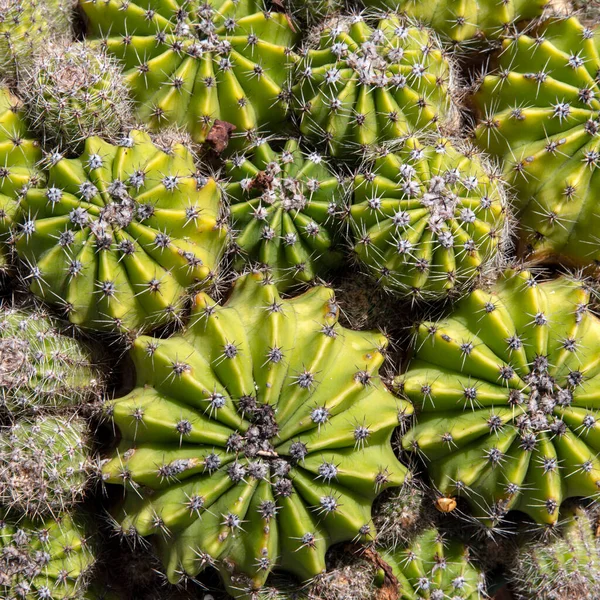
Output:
[102,272,411,598]
[472,17,600,267]
[398,269,600,528]
[20,40,132,153]
[79,0,299,145]
[0,304,101,415]
[224,137,344,289]
[361,0,550,42]
[349,136,508,301]
[509,504,600,599]
[15,129,228,333]
[292,13,455,157]
[0,510,96,600]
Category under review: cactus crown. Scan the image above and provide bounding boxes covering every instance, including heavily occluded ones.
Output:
[102,272,411,598]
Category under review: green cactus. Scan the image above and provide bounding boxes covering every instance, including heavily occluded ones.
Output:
[0,416,95,517]
[223,137,344,289]
[472,16,600,267]
[378,527,488,599]
[102,271,411,598]
[397,268,600,528]
[79,0,299,146]
[348,136,509,301]
[509,504,600,599]
[292,13,455,157]
[0,304,101,415]
[286,0,345,25]
[20,40,132,153]
[0,510,96,600]
[15,129,228,333]
[360,0,550,42]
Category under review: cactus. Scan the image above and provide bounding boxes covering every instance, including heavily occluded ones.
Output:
[286,0,345,25]
[101,271,411,598]
[348,135,509,301]
[0,304,101,415]
[378,527,488,599]
[472,16,600,267]
[360,0,550,42]
[223,137,344,289]
[0,416,95,517]
[397,268,600,528]
[509,504,600,599]
[0,509,96,600]
[292,13,455,157]
[20,40,132,153]
[14,129,228,333]
[79,0,299,146]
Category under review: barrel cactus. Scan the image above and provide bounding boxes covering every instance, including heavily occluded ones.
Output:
[360,0,550,42]
[224,137,344,288]
[20,40,132,152]
[349,136,509,301]
[15,129,227,333]
[0,510,96,599]
[292,13,455,157]
[102,271,411,598]
[398,268,600,528]
[472,16,600,267]
[0,416,95,516]
[79,0,299,146]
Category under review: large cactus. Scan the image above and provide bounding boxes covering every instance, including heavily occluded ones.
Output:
[349,136,509,301]
[79,0,299,145]
[15,130,227,333]
[102,272,411,598]
[224,137,344,288]
[398,269,600,528]
[472,17,600,267]
[292,13,455,157]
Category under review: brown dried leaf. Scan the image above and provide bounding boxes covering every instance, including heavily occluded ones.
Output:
[206,120,236,153]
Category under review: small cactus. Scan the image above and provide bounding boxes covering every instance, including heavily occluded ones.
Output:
[472,16,600,267]
[0,304,101,415]
[223,137,345,289]
[20,40,132,152]
[0,510,96,600]
[15,130,228,333]
[348,135,509,301]
[292,13,456,157]
[79,0,299,146]
[398,268,600,528]
[102,271,411,598]
[510,504,600,599]
[0,416,95,517]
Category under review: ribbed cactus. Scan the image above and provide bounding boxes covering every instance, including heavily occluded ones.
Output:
[102,272,411,598]
[0,304,101,415]
[15,130,227,333]
[21,40,132,152]
[398,269,600,528]
[361,0,550,42]
[79,0,299,146]
[349,136,508,301]
[292,13,455,157]
[510,504,600,599]
[472,16,600,267]
[0,416,94,516]
[379,527,488,599]
[224,137,344,288]
[0,510,96,600]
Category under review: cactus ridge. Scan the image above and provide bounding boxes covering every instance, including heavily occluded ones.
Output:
[398,268,600,528]
[292,13,456,157]
[473,16,600,266]
[79,0,299,145]
[349,135,509,301]
[14,129,228,333]
[102,271,411,598]
[224,136,345,289]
